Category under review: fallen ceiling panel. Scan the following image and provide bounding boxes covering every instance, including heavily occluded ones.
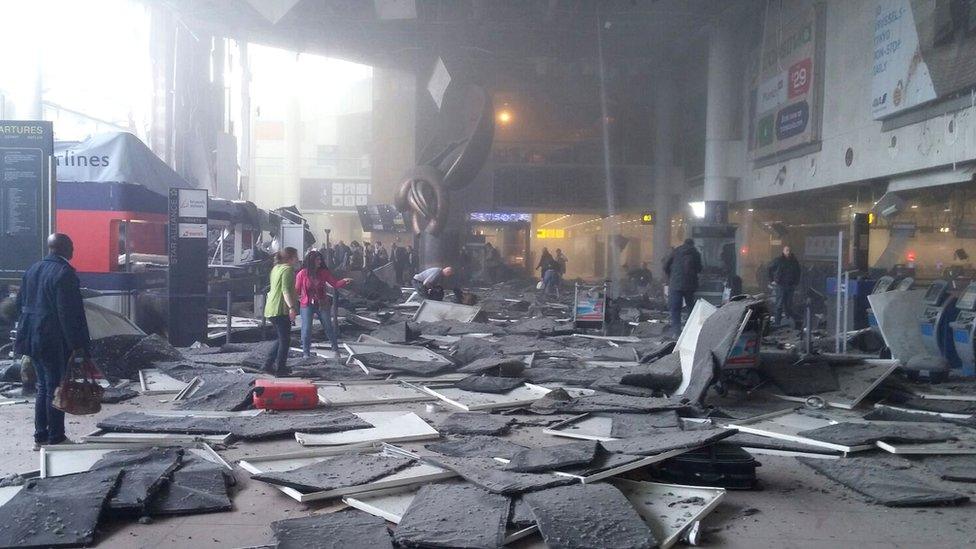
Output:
[523,483,658,549]
[674,299,717,395]
[393,483,509,549]
[39,442,229,478]
[438,412,513,436]
[295,411,438,447]
[0,467,122,548]
[800,457,970,507]
[343,485,538,545]
[413,300,482,323]
[420,382,581,411]
[238,446,455,503]
[80,429,232,446]
[611,479,726,549]
[138,369,188,395]
[868,289,928,364]
[316,382,434,407]
[772,360,900,410]
[271,509,394,549]
[423,455,575,495]
[722,409,872,453]
[251,454,413,492]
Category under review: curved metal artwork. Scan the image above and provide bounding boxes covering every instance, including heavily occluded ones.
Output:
[397,82,494,236]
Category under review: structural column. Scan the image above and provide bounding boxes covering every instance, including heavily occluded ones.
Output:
[652,63,676,279]
[703,19,739,224]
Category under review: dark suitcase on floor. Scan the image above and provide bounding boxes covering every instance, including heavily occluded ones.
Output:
[649,444,760,490]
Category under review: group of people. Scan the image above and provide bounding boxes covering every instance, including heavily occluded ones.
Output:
[12,228,802,450]
[262,244,463,376]
[325,240,418,284]
[663,239,801,336]
[536,247,568,298]
[263,247,354,375]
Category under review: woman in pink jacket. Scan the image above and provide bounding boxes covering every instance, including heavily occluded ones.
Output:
[296,249,352,358]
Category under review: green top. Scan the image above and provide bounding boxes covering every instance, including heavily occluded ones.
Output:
[264,263,297,318]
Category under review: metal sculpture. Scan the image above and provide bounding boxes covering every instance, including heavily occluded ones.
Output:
[396,83,494,236]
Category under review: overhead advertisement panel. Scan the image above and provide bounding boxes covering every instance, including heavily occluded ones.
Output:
[747,1,825,161]
[872,0,976,119]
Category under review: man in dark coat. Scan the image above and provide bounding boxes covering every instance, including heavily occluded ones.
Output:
[663,238,703,336]
[15,234,91,449]
[767,245,802,326]
[393,243,410,285]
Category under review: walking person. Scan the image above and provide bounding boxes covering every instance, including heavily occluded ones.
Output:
[536,247,560,298]
[555,248,568,276]
[296,250,352,359]
[15,234,91,450]
[663,239,703,337]
[264,247,299,376]
[767,245,802,327]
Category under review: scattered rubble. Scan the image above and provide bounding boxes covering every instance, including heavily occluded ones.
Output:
[3,278,976,547]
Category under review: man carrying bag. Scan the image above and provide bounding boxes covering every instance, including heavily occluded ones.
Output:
[15,234,94,450]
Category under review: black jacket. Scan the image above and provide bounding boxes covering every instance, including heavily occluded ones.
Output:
[768,254,802,286]
[15,254,91,363]
[663,242,703,292]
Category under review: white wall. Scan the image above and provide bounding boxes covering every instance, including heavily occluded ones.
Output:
[738,0,976,202]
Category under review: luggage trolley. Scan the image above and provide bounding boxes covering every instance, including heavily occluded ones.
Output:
[573,282,609,332]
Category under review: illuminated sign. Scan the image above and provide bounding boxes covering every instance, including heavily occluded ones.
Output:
[640,212,655,225]
[536,228,565,239]
[468,212,531,223]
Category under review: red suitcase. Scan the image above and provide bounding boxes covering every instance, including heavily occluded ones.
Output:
[252,379,319,410]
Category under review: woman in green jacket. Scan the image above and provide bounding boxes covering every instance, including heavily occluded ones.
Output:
[264,247,299,375]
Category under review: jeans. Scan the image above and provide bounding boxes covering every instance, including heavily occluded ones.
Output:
[301,304,338,356]
[668,289,695,336]
[542,269,560,297]
[33,355,66,444]
[773,285,796,325]
[265,315,292,374]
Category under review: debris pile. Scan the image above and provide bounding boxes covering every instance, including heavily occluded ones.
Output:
[3,279,976,547]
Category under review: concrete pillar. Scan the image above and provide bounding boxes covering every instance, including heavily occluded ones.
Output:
[652,64,676,279]
[283,94,301,207]
[703,20,739,224]
[371,68,416,204]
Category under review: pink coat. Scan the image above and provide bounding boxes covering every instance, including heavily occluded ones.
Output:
[295,268,348,308]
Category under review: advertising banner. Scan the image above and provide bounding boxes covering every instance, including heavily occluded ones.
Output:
[872,0,976,119]
[748,1,825,161]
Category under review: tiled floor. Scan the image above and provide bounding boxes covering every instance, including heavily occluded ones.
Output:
[2,394,976,548]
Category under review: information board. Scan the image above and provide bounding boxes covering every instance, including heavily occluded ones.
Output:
[0,121,53,281]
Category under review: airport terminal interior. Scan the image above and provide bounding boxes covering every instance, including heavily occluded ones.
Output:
[4,1,976,548]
